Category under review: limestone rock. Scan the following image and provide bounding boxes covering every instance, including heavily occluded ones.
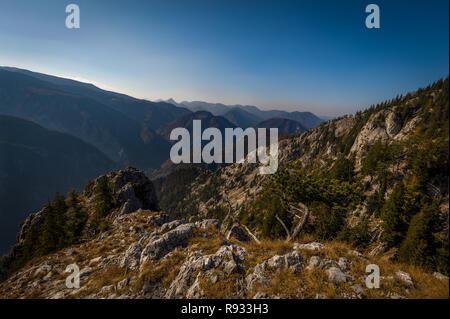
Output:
[140,223,195,263]
[433,272,449,281]
[395,271,413,287]
[160,220,184,233]
[196,219,221,230]
[294,242,324,251]
[120,242,142,269]
[326,267,352,284]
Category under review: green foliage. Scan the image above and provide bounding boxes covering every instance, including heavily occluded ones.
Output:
[1,189,89,277]
[90,176,115,233]
[310,202,342,240]
[238,165,362,241]
[64,190,88,243]
[153,168,209,219]
[398,202,447,274]
[337,219,371,248]
[380,183,406,246]
[329,154,355,182]
[266,166,362,209]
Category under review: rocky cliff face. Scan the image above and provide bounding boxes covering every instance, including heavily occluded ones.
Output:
[0,210,447,299]
[84,167,159,215]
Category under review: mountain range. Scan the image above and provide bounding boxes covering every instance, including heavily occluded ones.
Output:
[0,66,324,254]
[0,78,447,299]
[160,99,324,130]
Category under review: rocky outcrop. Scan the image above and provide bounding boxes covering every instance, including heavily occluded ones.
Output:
[0,208,447,299]
[120,243,142,270]
[165,244,248,298]
[246,251,303,292]
[85,167,159,216]
[140,223,195,264]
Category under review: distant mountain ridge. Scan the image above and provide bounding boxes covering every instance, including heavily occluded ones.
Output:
[256,118,306,134]
[156,111,236,140]
[162,99,324,129]
[0,68,173,169]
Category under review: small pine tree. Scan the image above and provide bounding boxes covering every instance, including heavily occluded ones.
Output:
[91,176,114,233]
[380,183,405,246]
[398,202,439,270]
[64,189,88,243]
[39,203,59,254]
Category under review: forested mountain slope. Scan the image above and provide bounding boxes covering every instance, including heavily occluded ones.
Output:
[0,115,114,253]
[156,78,449,275]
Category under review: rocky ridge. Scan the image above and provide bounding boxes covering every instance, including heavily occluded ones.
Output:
[0,208,447,299]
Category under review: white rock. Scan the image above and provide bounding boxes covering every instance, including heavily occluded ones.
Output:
[294,242,324,251]
[395,270,413,287]
[432,272,448,281]
[326,267,351,284]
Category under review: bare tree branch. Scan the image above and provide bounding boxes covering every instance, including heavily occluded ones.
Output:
[275,214,291,240]
[224,196,260,243]
[290,202,310,240]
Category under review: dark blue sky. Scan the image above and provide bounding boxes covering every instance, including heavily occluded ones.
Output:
[0,0,448,116]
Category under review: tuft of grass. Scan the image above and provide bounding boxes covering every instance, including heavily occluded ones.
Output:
[241,239,293,272]
[188,226,225,255]
[135,250,185,291]
[200,273,243,298]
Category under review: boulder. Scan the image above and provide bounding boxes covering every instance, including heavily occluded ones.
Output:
[433,272,449,281]
[294,242,324,251]
[120,243,142,269]
[326,267,352,284]
[196,219,221,230]
[395,271,413,287]
[246,250,303,292]
[140,223,195,263]
[160,220,184,233]
[306,256,322,270]
[165,244,247,298]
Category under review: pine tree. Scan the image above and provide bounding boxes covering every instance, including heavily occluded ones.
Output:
[64,189,88,243]
[380,183,405,246]
[39,203,59,254]
[91,176,114,233]
[398,202,439,269]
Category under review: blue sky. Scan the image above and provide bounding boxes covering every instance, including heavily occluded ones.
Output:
[0,0,448,116]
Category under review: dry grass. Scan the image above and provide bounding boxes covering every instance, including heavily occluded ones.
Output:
[135,250,185,291]
[188,226,225,255]
[200,273,243,298]
[69,265,128,298]
[240,239,293,273]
